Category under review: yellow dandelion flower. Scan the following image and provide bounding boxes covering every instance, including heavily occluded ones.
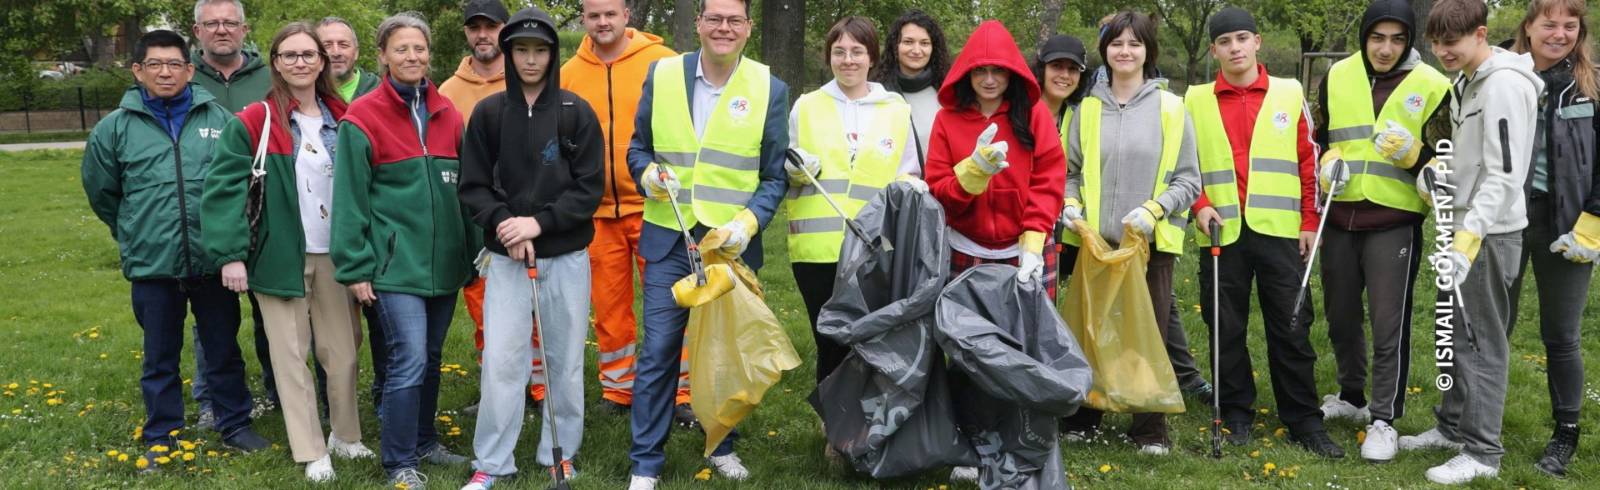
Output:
[1098,464,1112,473]
[394,483,410,490]
[207,451,219,457]
[694,467,713,480]
[437,415,452,423]
[151,444,169,453]
[9,409,19,415]
[47,398,63,406]
[182,452,195,462]
[3,391,12,396]
[1249,450,1260,458]
[135,457,149,469]
[940,486,948,490]
[1263,462,1276,471]
[89,332,100,339]
[99,353,109,360]
[6,383,16,389]
[155,456,171,465]
[767,431,777,437]
[1273,428,1287,438]
[118,454,129,462]
[1257,407,1268,414]
[179,440,195,451]
[1356,430,1367,444]
[42,383,53,388]
[106,450,119,457]
[168,429,180,436]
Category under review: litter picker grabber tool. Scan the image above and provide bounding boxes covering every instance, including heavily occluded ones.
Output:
[525,257,572,490]
[658,163,708,286]
[784,149,893,253]
[1291,158,1348,327]
[1208,220,1223,459]
[1421,168,1476,350]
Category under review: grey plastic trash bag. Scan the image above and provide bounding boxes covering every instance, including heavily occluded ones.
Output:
[814,181,978,477]
[936,264,1092,490]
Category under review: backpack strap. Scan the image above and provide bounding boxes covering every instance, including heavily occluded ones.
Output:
[558,91,579,160]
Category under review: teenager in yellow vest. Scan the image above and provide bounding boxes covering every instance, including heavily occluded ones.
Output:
[1310,0,1452,463]
[623,0,788,487]
[1058,11,1201,455]
[783,17,920,388]
[1185,7,1344,459]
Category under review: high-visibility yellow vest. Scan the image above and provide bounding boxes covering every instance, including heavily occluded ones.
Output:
[1056,105,1075,155]
[1063,91,1190,255]
[1185,75,1306,245]
[643,55,771,230]
[1325,54,1450,213]
[784,90,910,263]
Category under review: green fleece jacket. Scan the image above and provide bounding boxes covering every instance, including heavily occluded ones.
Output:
[330,77,478,296]
[201,94,349,297]
[192,49,271,113]
[81,85,233,280]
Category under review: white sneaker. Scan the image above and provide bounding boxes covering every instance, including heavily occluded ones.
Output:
[1399,427,1465,451]
[1138,444,1170,456]
[327,434,375,459]
[627,475,658,490]
[949,466,979,482]
[1320,394,1370,423]
[1361,420,1398,462]
[304,454,334,482]
[1425,454,1498,484]
[707,453,750,481]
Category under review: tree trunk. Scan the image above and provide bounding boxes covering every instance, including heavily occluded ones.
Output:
[1036,0,1066,52]
[761,0,806,97]
[1411,0,1436,65]
[628,0,654,30]
[671,0,697,52]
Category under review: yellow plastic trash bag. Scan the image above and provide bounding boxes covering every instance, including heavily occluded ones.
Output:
[685,261,801,456]
[1059,220,1185,414]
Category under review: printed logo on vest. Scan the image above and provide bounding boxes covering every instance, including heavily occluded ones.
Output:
[1405,94,1425,114]
[1272,111,1290,131]
[877,137,896,157]
[727,96,751,119]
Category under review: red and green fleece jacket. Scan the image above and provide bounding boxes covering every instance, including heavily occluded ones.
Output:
[201,94,349,298]
[330,77,480,297]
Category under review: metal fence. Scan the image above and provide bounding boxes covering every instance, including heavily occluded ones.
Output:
[0,86,122,133]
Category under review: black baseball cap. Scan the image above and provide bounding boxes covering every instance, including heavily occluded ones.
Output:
[463,0,509,25]
[1038,35,1087,70]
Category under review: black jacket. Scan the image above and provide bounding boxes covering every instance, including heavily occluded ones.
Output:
[1531,60,1600,231]
[459,7,605,258]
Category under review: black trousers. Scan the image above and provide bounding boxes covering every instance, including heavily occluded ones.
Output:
[1199,227,1324,434]
[793,262,848,384]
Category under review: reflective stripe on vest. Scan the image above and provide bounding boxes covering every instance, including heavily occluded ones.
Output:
[1326,54,1450,213]
[784,89,909,263]
[1063,91,1190,255]
[1185,76,1307,245]
[643,55,772,230]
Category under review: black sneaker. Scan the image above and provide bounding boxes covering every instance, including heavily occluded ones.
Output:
[1291,430,1346,459]
[674,403,700,429]
[601,399,631,415]
[1182,380,1215,401]
[222,426,271,452]
[1535,423,1579,478]
[1224,419,1252,446]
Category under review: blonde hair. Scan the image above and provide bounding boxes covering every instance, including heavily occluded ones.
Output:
[1513,0,1597,101]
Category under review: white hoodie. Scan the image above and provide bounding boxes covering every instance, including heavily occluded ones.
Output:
[787,80,921,177]
[1442,47,1544,237]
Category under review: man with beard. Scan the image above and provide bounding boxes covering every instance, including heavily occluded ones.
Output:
[317,17,380,102]
[441,0,509,117]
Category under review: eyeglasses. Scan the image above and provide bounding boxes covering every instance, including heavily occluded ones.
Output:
[200,20,243,32]
[139,60,189,73]
[699,15,748,29]
[275,51,322,65]
[831,50,869,62]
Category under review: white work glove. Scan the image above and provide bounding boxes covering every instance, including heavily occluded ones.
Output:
[1017,252,1044,283]
[1060,198,1084,224]
[1414,159,1444,205]
[1318,150,1350,196]
[715,210,758,257]
[1435,250,1471,291]
[642,163,681,201]
[1121,201,1163,238]
[1372,120,1421,167]
[969,123,1010,174]
[785,148,822,186]
[897,173,929,193]
[1549,213,1600,264]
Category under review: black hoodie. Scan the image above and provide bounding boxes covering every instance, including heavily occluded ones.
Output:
[1314,0,1452,230]
[459,7,605,258]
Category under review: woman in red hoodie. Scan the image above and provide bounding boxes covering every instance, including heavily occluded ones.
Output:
[924,20,1066,298]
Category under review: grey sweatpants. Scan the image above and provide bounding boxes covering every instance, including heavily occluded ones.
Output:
[1321,224,1424,422]
[472,251,590,474]
[1508,196,1590,425]
[1433,232,1520,468]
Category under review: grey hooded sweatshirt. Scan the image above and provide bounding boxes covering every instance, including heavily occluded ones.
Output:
[1442,47,1543,238]
[1065,77,1201,246]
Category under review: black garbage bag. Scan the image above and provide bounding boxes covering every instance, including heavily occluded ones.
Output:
[936,264,1093,490]
[814,181,978,477]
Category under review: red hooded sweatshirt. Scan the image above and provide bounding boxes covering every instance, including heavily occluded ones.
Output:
[925,21,1066,250]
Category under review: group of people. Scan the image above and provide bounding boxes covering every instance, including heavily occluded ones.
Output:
[77,0,1592,488]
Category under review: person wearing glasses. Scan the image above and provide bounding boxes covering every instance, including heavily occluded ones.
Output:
[623,0,789,487]
[81,29,272,474]
[187,0,277,428]
[201,22,378,482]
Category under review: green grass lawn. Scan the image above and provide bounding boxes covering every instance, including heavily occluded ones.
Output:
[0,131,90,145]
[1,150,1594,489]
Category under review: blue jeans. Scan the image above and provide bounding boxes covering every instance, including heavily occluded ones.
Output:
[130,276,253,445]
[632,226,737,478]
[373,291,455,473]
[191,294,278,411]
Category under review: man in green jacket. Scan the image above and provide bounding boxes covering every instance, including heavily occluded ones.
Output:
[80,30,270,469]
[317,16,381,102]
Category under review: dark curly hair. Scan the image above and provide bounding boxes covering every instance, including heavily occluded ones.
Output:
[872,9,951,93]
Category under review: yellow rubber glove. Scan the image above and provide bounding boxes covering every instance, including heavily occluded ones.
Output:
[1550,212,1600,263]
[954,123,1009,195]
[1373,120,1423,168]
[671,263,736,308]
